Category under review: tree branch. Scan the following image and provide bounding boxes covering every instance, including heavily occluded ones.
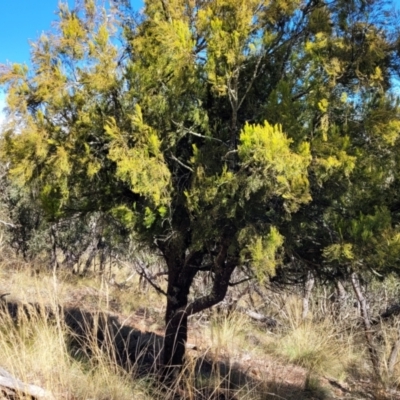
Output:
[0,219,16,228]
[185,259,237,316]
[172,120,228,146]
[0,293,10,301]
[169,154,194,172]
[120,260,168,297]
[0,367,55,400]
[228,277,252,287]
[237,53,263,111]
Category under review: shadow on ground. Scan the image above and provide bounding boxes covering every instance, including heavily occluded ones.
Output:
[0,300,334,400]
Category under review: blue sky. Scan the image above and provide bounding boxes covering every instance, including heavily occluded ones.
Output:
[0,0,399,125]
[0,1,144,65]
[0,1,70,65]
[0,0,143,125]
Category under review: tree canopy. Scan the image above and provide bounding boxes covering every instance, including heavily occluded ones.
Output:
[1,0,400,373]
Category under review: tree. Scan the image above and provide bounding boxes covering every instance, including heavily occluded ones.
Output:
[270,0,400,379]
[1,0,398,376]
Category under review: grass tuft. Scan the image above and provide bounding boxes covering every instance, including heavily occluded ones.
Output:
[0,282,153,399]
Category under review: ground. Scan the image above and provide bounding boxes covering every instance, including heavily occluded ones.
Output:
[1,265,400,399]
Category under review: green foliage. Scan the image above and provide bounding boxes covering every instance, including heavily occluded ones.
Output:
[1,0,400,366]
[239,226,284,279]
[107,105,171,208]
[323,243,354,264]
[238,122,311,212]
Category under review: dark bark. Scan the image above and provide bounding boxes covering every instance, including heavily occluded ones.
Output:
[161,250,198,377]
[163,270,195,373]
[371,303,400,325]
[161,243,237,377]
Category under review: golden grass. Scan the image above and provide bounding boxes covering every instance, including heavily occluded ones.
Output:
[0,258,392,399]
[0,302,153,399]
[207,313,248,357]
[263,296,363,383]
[0,258,158,399]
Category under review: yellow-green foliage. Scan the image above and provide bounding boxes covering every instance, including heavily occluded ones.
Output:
[185,163,238,214]
[0,1,121,216]
[323,243,354,263]
[107,106,171,209]
[238,121,311,212]
[0,0,316,284]
[1,1,400,359]
[197,0,261,94]
[239,226,284,278]
[323,207,400,272]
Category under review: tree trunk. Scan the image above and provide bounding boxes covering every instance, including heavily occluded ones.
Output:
[161,259,196,379]
[163,294,189,374]
[331,279,347,319]
[160,242,236,380]
[50,225,59,270]
[351,272,382,382]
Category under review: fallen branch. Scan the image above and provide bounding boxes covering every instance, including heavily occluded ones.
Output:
[324,375,350,393]
[236,306,278,328]
[0,219,16,228]
[0,367,55,399]
[0,293,10,301]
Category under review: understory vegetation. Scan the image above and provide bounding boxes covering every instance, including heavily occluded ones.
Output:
[1,244,400,399]
[1,0,400,398]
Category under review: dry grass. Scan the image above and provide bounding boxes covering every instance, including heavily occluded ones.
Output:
[0,298,153,399]
[268,296,362,382]
[0,266,300,399]
[2,257,399,399]
[207,313,248,357]
[275,320,356,379]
